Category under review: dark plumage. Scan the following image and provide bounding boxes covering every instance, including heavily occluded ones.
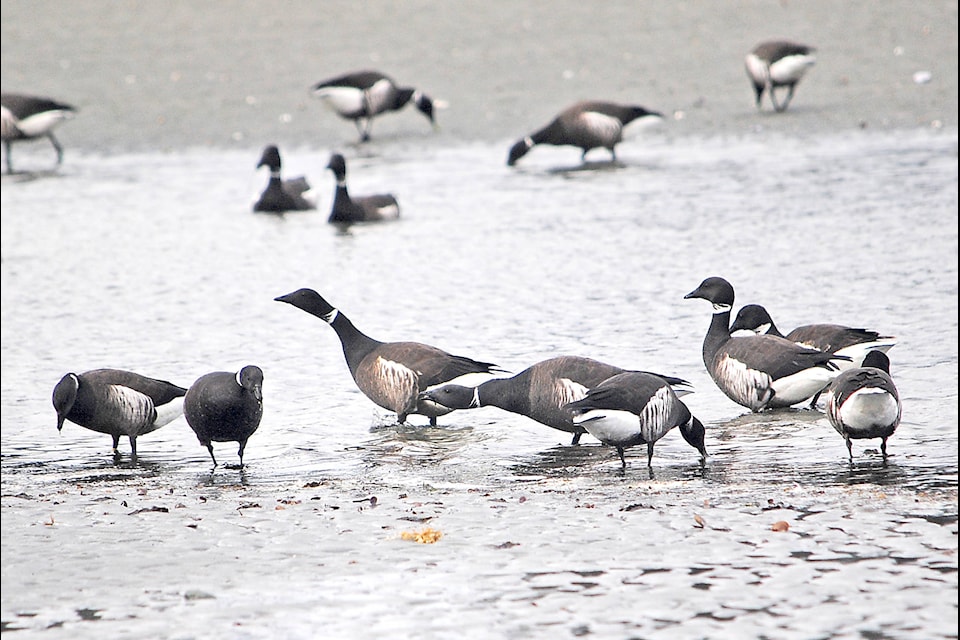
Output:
[325,153,399,224]
[507,100,662,166]
[684,277,847,412]
[564,372,707,469]
[729,303,896,369]
[1,93,77,173]
[253,145,316,213]
[310,70,436,142]
[744,40,816,112]
[418,355,693,445]
[52,369,187,457]
[184,365,264,467]
[823,351,901,459]
[274,288,501,425]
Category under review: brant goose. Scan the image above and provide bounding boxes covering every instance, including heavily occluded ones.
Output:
[253,145,317,213]
[745,40,816,112]
[274,288,502,425]
[507,100,662,166]
[823,351,901,459]
[52,369,187,458]
[310,70,436,142]
[1,93,77,174]
[184,365,264,468]
[418,355,693,445]
[564,371,707,469]
[684,277,847,412]
[325,153,400,224]
[729,303,896,369]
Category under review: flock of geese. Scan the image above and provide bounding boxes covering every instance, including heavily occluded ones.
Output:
[11,40,900,470]
[50,273,899,471]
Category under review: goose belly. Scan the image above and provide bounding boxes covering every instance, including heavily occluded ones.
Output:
[836,389,900,433]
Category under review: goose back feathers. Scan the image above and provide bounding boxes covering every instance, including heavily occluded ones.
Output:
[729,303,896,369]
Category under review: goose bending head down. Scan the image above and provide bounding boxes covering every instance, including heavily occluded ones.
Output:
[684,276,847,413]
[184,365,264,468]
[418,355,694,445]
[823,351,901,460]
[564,371,707,469]
[744,40,816,112]
[1,93,77,174]
[507,101,662,166]
[310,70,436,142]
[274,288,502,425]
[52,369,187,458]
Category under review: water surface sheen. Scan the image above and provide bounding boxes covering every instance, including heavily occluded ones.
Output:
[2,129,958,638]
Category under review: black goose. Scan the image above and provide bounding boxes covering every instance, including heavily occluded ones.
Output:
[744,40,816,112]
[275,288,501,425]
[729,303,896,369]
[507,100,662,166]
[52,369,187,457]
[310,70,436,142]
[418,355,693,445]
[684,277,847,412]
[823,351,901,459]
[325,153,399,224]
[253,145,316,213]
[183,365,264,468]
[1,93,77,174]
[564,371,707,469]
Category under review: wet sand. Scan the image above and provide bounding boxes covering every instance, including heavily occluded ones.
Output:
[2,1,957,152]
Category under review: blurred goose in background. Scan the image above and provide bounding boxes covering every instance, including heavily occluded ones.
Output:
[507,100,662,166]
[729,303,896,369]
[52,369,187,458]
[823,351,901,460]
[419,355,693,445]
[274,288,502,425]
[564,371,707,469]
[684,277,848,413]
[745,40,816,112]
[310,70,437,142]
[1,92,77,173]
[253,145,317,213]
[325,153,399,224]
[184,365,264,468]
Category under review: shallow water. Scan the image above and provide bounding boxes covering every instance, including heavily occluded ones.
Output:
[2,128,958,639]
